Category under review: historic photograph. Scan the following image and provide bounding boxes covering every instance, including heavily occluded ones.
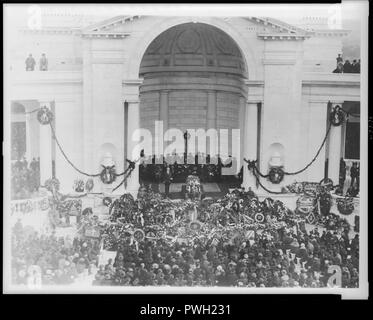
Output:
[3,3,368,298]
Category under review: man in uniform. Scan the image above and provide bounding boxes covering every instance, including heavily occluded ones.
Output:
[25,54,36,71]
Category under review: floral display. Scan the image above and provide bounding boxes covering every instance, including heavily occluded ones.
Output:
[185,175,202,200]
[73,179,85,193]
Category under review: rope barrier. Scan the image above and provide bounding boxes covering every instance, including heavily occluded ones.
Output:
[245,121,332,178]
[49,123,101,177]
[252,169,283,195]
[112,167,135,192]
[25,108,40,114]
[283,122,332,175]
[340,107,360,118]
[49,122,135,179]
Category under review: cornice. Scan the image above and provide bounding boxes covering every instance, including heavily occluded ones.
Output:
[257,33,311,41]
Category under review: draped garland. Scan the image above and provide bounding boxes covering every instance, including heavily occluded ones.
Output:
[244,104,346,193]
[30,107,137,190]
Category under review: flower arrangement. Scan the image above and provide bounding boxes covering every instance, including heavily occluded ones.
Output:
[44,178,60,193]
[73,178,85,193]
[85,178,94,192]
[337,197,355,215]
[185,175,202,199]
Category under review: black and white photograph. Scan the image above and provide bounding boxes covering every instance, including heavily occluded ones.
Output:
[3,2,369,300]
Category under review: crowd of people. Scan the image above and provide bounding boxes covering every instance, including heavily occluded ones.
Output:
[11,179,359,288]
[93,224,359,288]
[333,54,360,74]
[25,53,48,71]
[11,219,100,286]
[11,158,41,199]
[92,187,359,288]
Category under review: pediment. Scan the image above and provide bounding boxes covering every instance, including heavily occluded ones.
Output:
[82,15,142,38]
[82,15,311,40]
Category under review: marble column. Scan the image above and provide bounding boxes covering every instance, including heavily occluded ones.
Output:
[25,113,32,162]
[39,101,53,185]
[242,101,259,191]
[328,102,344,185]
[239,96,246,169]
[159,90,169,158]
[126,100,140,197]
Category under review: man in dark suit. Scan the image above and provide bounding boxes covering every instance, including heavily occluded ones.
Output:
[164,165,173,197]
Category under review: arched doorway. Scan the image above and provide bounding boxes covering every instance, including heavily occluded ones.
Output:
[137,22,248,190]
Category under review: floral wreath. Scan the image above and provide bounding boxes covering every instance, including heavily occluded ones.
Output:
[100,165,117,184]
[85,179,94,192]
[103,197,113,207]
[37,107,54,125]
[254,212,265,223]
[337,197,355,215]
[133,229,145,242]
[73,179,85,192]
[330,106,345,127]
[296,194,315,215]
[319,178,334,191]
[268,167,284,184]
[44,178,60,192]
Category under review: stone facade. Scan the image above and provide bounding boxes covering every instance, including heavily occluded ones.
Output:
[8,15,360,196]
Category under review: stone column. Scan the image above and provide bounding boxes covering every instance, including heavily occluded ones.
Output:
[239,96,246,168]
[328,102,344,185]
[159,90,169,157]
[206,90,217,130]
[206,90,217,156]
[242,101,259,191]
[126,99,140,197]
[39,101,53,185]
[25,113,32,162]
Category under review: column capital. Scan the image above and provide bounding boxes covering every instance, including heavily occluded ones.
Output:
[330,101,345,106]
[123,78,144,86]
[39,101,52,108]
[246,100,262,105]
[124,98,140,104]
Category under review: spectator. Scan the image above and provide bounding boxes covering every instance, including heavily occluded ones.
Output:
[336,54,343,66]
[333,62,344,73]
[25,54,36,71]
[343,60,352,73]
[39,53,48,71]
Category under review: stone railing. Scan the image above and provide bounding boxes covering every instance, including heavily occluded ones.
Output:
[302,72,361,84]
[257,192,359,228]
[10,70,82,85]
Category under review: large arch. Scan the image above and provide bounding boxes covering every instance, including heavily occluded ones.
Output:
[125,16,257,81]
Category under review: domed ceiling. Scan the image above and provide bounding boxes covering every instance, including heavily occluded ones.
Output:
[139,23,247,77]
